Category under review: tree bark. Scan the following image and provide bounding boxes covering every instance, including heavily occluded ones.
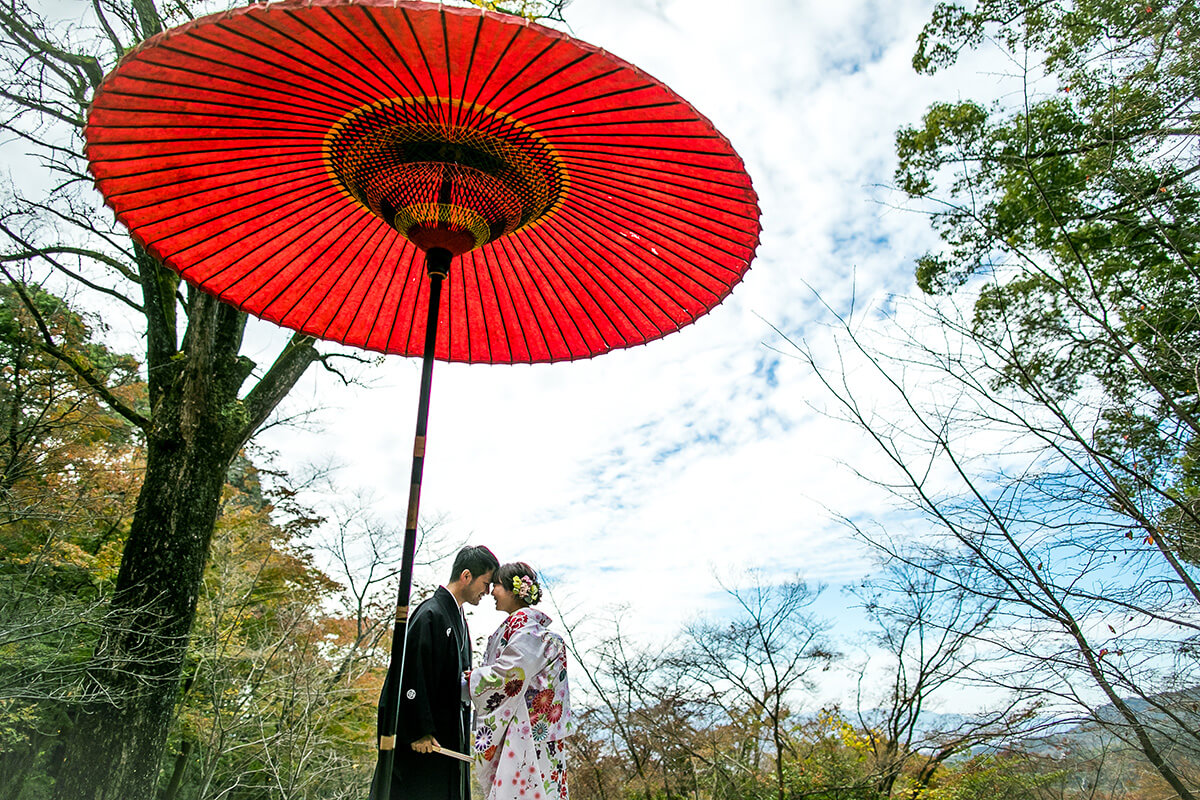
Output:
[53,431,233,798]
[51,266,318,800]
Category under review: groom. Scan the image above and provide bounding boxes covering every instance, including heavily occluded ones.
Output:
[374,545,499,800]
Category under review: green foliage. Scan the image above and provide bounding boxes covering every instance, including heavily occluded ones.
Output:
[161,463,379,799]
[458,0,571,22]
[0,286,385,798]
[896,0,1200,561]
[919,753,1059,800]
[0,285,144,799]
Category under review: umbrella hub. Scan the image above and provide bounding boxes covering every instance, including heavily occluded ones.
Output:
[325,97,566,255]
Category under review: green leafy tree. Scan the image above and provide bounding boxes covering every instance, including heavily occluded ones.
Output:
[786,1,1200,797]
[896,0,1200,569]
[2,2,324,794]
[162,461,377,800]
[779,0,1200,797]
[0,284,143,800]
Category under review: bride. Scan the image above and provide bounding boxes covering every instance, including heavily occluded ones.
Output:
[466,562,573,800]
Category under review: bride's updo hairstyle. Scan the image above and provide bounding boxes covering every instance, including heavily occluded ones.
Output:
[496,562,541,607]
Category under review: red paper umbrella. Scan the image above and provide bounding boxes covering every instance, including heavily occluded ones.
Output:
[85,1,759,795]
[86,0,759,364]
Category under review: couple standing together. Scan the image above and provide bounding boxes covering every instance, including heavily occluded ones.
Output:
[374,546,573,800]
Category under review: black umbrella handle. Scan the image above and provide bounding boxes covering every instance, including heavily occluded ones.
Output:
[372,247,452,799]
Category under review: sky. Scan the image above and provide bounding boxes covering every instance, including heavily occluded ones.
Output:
[225,0,1009,689]
[10,0,1016,707]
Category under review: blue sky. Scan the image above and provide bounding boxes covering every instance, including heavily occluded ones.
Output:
[222,0,1009,705]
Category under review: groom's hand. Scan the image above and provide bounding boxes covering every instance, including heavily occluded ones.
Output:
[411,734,440,753]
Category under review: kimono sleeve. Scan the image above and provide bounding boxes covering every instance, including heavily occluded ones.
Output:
[468,628,557,713]
[398,609,439,743]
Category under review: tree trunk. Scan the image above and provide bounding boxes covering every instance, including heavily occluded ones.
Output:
[51,409,238,799]
[51,270,319,799]
[160,739,193,800]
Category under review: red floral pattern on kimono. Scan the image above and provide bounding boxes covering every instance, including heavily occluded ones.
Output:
[469,608,573,800]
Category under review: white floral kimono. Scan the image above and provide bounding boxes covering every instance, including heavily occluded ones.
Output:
[468,608,574,800]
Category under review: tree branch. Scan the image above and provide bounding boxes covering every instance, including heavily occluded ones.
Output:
[236,333,320,449]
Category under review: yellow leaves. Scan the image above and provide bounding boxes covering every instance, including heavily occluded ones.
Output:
[93,540,123,582]
[815,709,874,755]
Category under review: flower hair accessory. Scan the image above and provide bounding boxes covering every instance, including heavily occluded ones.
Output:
[512,575,540,604]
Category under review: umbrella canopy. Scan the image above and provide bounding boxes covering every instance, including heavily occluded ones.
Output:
[85,0,761,364]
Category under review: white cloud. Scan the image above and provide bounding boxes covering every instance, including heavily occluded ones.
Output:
[248,4,921,593]
[233,0,1010,701]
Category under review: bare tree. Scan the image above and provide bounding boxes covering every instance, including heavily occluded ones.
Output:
[679,574,837,800]
[781,290,1200,800]
[851,557,1034,797]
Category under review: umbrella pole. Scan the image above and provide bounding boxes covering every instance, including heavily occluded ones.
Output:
[372,246,452,800]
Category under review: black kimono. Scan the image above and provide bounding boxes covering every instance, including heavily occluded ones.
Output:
[375,587,472,800]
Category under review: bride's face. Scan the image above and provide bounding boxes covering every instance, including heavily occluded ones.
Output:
[491,582,520,614]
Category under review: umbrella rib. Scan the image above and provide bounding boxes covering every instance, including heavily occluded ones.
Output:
[107,71,339,123]
[505,227,606,357]
[565,159,758,221]
[567,178,759,246]
[440,10,458,131]
[93,149,316,196]
[150,174,341,273]
[91,139,315,162]
[336,228,398,347]
[317,223,395,344]
[96,80,336,128]
[472,32,563,118]
[400,249,426,358]
[496,233,573,360]
[219,14,379,106]
[444,253,457,358]
[381,236,423,355]
[262,205,383,326]
[554,131,745,154]
[496,52,610,122]
[245,11,398,103]
[504,74,648,122]
[531,221,651,339]
[211,195,364,303]
[399,7,445,124]
[586,176,757,259]
[102,155,327,221]
[462,24,521,121]
[365,236,415,353]
[568,175,758,255]
[525,100,685,130]
[560,189,745,294]
[145,35,350,112]
[448,14,483,130]
[538,116,711,137]
[293,7,414,103]
[363,7,434,103]
[481,237,534,362]
[501,230,590,357]
[547,205,701,327]
[560,144,752,182]
[460,251,490,361]
[464,249,501,361]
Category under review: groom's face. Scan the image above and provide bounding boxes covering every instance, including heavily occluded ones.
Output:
[463,570,494,606]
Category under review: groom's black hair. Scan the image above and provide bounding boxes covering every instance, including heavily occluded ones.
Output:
[450,545,499,582]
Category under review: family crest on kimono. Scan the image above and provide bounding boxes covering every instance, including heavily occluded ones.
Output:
[468,563,574,800]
